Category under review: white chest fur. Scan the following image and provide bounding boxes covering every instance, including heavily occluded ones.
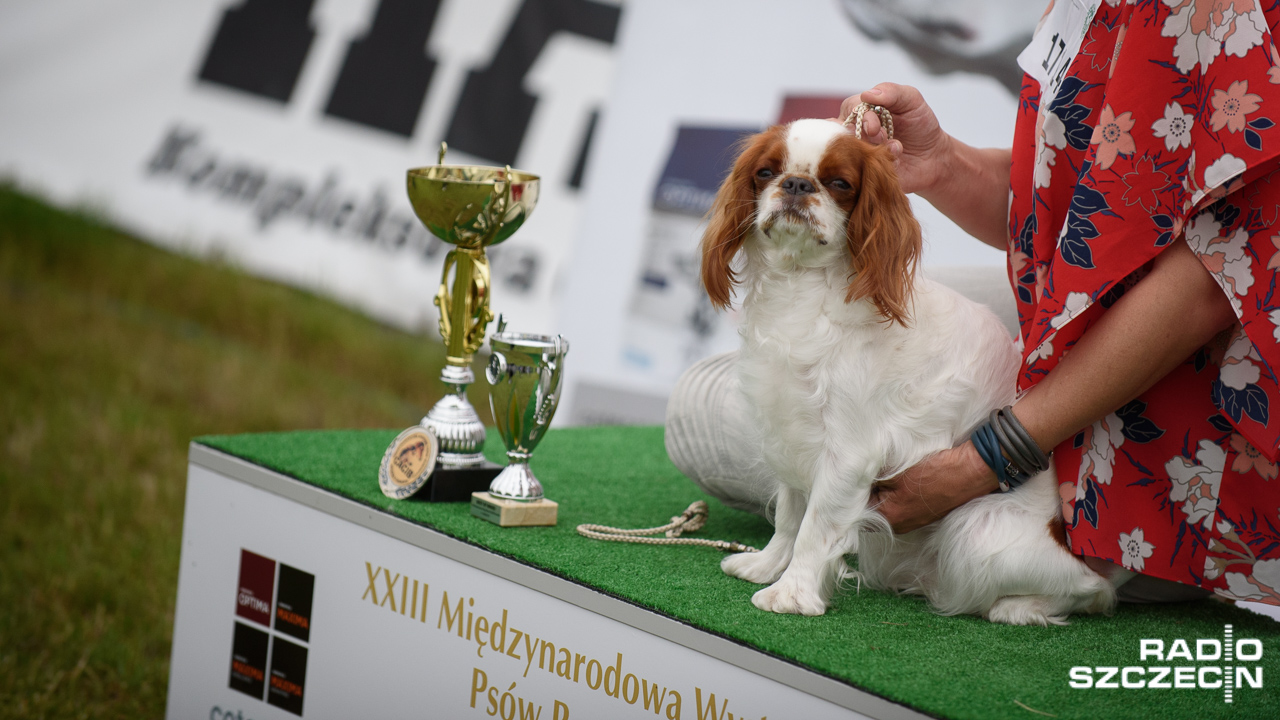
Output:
[737,255,1019,491]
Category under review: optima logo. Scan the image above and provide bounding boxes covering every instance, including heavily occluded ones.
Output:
[1068,624,1263,703]
[239,592,271,616]
[229,549,315,716]
[235,550,275,626]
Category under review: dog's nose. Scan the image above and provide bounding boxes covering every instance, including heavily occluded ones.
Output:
[781,176,815,196]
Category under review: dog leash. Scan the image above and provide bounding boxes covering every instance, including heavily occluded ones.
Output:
[844,101,895,141]
[576,501,759,553]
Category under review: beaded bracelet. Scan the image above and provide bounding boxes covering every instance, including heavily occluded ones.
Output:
[970,406,1051,492]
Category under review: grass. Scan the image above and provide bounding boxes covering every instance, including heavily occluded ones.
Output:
[0,186,477,718]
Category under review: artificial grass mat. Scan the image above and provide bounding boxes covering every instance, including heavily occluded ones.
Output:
[197,426,1280,720]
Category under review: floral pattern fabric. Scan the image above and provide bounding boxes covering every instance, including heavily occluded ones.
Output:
[1009,0,1280,604]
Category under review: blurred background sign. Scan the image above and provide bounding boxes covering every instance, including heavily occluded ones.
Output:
[0,0,1039,425]
[0,0,622,337]
[622,126,756,387]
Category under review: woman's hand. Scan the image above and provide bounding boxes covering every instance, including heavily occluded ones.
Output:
[839,82,1012,249]
[873,238,1238,534]
[840,83,951,196]
[870,444,999,534]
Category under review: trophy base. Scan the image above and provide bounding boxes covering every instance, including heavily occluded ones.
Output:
[419,461,503,502]
[421,389,487,461]
[470,492,558,527]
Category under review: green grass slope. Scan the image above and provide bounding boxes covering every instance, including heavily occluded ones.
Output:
[0,187,474,718]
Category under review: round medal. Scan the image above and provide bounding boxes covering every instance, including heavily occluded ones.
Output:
[378,426,439,500]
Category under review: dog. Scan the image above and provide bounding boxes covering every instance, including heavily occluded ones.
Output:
[700,118,1115,625]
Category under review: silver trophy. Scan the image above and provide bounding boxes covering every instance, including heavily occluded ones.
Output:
[485,326,569,502]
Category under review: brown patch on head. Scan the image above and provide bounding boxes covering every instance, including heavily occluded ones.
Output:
[701,125,789,309]
[821,134,922,326]
[816,134,865,215]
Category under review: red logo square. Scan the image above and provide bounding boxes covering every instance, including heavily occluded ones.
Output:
[235,549,275,626]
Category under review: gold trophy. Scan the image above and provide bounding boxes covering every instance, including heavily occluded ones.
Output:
[378,143,540,501]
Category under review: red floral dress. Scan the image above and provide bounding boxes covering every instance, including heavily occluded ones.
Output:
[1010,0,1280,604]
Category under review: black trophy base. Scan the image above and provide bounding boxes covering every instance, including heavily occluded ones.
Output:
[418,460,503,502]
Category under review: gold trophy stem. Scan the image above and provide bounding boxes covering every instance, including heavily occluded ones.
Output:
[439,247,492,366]
[446,250,474,365]
[424,246,493,466]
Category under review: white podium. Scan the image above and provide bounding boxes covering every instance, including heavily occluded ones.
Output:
[166,444,926,720]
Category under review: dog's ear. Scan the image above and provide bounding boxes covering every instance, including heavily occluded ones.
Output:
[845,144,921,326]
[702,132,774,310]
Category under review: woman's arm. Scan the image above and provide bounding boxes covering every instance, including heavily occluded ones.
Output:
[873,237,1239,533]
[840,84,1011,249]
[844,82,1239,531]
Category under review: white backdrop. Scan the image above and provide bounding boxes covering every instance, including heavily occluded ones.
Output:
[0,0,620,335]
[0,0,1029,425]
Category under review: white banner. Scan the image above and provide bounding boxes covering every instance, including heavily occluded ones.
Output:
[168,460,876,719]
[0,0,621,335]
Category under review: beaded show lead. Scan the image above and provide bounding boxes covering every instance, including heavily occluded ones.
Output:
[844,102,895,141]
[971,406,1051,492]
[576,501,759,553]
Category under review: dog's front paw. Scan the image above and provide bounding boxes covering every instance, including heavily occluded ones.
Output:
[721,550,789,585]
[751,576,828,616]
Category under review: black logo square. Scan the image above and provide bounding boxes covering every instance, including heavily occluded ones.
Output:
[273,563,315,642]
[267,635,308,716]
[228,622,269,699]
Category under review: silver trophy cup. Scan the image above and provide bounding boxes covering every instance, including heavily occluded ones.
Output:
[486,330,569,501]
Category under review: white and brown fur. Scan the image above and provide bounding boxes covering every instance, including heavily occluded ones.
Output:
[701,118,1114,625]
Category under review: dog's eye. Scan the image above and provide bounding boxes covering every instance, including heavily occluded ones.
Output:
[756,168,774,179]
[827,178,852,191]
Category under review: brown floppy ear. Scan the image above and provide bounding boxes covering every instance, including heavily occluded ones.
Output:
[845,145,921,326]
[702,134,769,310]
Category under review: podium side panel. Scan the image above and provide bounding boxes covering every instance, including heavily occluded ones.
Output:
[166,452,924,720]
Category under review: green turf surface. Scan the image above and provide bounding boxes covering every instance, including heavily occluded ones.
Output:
[200,426,1280,720]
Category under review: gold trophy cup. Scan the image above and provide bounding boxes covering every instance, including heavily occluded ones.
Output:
[379,143,539,500]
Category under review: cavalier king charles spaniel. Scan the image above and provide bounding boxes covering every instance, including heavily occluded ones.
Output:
[701,118,1114,625]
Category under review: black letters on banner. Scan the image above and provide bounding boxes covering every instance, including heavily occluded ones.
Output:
[198,0,318,103]
[567,109,600,189]
[444,0,621,166]
[197,0,621,180]
[323,0,444,137]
